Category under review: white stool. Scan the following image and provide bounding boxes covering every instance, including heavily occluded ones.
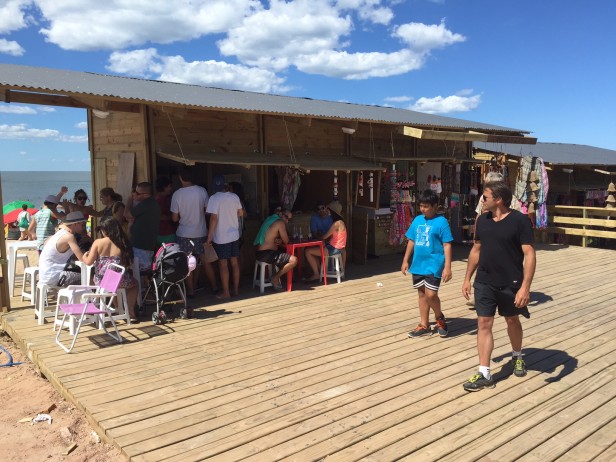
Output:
[253,261,274,294]
[16,253,29,270]
[99,288,131,328]
[21,266,39,303]
[35,284,60,325]
[320,253,345,284]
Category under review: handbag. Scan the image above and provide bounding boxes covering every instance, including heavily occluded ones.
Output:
[203,243,218,263]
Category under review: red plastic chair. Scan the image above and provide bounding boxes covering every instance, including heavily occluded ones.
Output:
[55,263,125,353]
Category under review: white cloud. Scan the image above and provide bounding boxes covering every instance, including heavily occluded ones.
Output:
[219,0,351,71]
[0,38,25,56]
[35,0,260,51]
[394,19,465,52]
[409,93,481,113]
[76,121,87,129]
[0,104,37,114]
[295,49,425,79]
[384,95,413,103]
[38,106,57,112]
[107,49,288,93]
[0,123,88,142]
[335,0,394,25]
[0,0,31,34]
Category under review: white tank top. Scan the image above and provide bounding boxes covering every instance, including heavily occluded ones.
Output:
[39,229,73,286]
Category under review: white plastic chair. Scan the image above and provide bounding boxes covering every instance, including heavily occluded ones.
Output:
[21,266,39,303]
[55,263,125,353]
[320,253,345,284]
[35,284,61,325]
[253,260,274,294]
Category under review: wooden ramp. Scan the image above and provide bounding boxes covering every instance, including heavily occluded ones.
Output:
[3,244,616,461]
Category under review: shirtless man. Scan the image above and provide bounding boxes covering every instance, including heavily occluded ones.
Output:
[254,209,298,291]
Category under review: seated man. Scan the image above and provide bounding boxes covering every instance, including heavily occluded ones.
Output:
[38,211,88,288]
[310,201,333,239]
[254,209,297,291]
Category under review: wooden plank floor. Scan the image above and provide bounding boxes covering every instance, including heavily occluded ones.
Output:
[3,244,616,461]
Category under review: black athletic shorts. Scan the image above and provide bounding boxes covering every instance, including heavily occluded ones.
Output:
[473,281,530,319]
[412,274,441,291]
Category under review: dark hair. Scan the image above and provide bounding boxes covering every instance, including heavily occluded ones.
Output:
[418,189,439,206]
[485,181,513,207]
[136,182,152,195]
[329,210,344,222]
[111,192,123,203]
[22,204,28,210]
[179,167,194,184]
[100,187,115,197]
[156,176,172,192]
[98,217,134,267]
[73,188,88,201]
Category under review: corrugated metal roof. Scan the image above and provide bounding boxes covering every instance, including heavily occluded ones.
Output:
[0,63,530,134]
[474,142,616,165]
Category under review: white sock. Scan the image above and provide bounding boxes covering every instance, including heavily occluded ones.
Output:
[512,350,522,358]
[479,365,491,379]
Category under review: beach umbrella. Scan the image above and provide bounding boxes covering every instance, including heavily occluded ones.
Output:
[3,207,38,225]
[3,200,36,215]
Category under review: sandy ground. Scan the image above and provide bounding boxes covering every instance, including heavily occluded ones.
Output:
[1,240,125,461]
[0,331,125,462]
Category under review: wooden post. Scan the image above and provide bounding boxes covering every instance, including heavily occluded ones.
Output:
[0,171,11,311]
[582,208,587,247]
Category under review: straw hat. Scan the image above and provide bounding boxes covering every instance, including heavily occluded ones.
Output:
[327,201,343,217]
[529,171,539,182]
[606,194,616,204]
[606,202,616,209]
[608,182,616,193]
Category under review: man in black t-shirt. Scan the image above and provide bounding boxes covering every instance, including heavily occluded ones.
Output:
[462,181,536,392]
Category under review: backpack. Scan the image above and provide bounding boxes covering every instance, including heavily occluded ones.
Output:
[18,213,29,228]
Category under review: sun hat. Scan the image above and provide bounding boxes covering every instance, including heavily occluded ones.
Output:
[608,182,616,193]
[212,174,226,193]
[606,194,616,204]
[327,201,343,217]
[63,211,87,224]
[44,194,59,204]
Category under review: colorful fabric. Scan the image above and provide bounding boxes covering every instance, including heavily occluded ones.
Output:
[93,255,135,288]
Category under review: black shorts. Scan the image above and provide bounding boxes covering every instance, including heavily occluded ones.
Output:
[213,240,240,260]
[412,274,441,291]
[473,281,530,319]
[255,249,292,267]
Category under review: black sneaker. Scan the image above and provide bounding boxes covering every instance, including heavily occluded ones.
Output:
[435,315,448,338]
[463,373,495,392]
[408,324,432,338]
[513,357,527,377]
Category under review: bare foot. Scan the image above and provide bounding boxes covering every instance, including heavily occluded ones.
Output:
[216,292,231,300]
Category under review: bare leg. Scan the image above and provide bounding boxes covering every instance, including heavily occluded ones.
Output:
[271,256,298,286]
[417,287,430,327]
[230,256,240,296]
[505,315,523,351]
[477,316,495,368]
[425,289,443,319]
[204,260,218,293]
[305,247,328,280]
[217,259,231,299]
[127,285,138,318]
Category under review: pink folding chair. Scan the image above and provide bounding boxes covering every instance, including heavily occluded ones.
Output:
[55,263,125,353]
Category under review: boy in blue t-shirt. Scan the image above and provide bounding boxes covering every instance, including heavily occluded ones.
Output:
[401,189,453,338]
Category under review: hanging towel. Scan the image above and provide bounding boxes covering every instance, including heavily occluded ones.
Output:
[253,214,282,246]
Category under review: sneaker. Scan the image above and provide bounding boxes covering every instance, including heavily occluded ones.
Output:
[463,373,495,392]
[513,357,527,377]
[436,315,448,337]
[408,324,432,338]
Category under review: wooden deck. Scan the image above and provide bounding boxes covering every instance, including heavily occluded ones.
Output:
[3,244,616,461]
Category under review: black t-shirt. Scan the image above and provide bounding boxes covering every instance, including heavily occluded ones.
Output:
[475,210,534,287]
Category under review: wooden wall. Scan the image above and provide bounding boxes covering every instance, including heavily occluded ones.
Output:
[90,108,150,210]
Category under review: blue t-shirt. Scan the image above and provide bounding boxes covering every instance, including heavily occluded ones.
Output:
[310,214,333,236]
[405,214,453,278]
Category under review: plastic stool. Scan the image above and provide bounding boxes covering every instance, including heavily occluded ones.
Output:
[21,266,39,303]
[320,253,345,284]
[253,261,274,294]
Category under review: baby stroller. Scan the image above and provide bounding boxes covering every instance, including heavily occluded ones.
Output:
[140,242,195,324]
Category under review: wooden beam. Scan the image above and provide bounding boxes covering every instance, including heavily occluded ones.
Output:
[397,126,489,142]
[71,95,109,111]
[2,90,141,112]
[469,131,538,145]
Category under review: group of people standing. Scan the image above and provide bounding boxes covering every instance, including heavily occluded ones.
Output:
[402,180,536,392]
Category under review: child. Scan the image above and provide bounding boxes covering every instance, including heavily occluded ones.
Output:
[401,189,453,338]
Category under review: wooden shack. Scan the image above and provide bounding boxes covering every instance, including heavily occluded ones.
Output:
[1,64,536,278]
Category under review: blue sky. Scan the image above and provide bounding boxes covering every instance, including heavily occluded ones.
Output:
[1,0,615,171]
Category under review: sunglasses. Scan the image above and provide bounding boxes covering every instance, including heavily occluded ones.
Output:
[76,196,87,201]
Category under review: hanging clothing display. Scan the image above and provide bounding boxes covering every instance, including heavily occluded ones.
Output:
[280,167,301,211]
[515,155,549,229]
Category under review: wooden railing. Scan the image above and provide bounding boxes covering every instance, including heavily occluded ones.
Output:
[545,205,616,247]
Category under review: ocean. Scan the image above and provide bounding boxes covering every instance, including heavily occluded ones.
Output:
[1,171,93,210]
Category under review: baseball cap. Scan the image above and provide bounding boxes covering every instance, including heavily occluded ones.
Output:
[212,174,226,193]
